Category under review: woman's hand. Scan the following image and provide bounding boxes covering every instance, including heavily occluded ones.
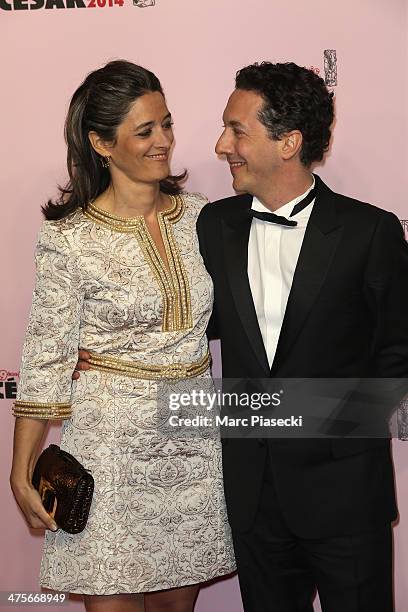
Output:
[72,349,91,380]
[11,418,55,530]
[10,479,58,532]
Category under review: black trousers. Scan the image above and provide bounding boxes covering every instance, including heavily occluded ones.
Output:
[231,451,393,612]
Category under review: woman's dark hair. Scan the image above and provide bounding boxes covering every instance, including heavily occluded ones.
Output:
[235,62,334,167]
[43,60,186,220]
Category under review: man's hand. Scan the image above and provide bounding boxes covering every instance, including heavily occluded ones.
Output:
[72,349,91,380]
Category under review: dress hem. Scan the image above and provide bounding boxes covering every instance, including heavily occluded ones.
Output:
[39,565,237,595]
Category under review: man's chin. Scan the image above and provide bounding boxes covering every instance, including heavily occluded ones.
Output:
[232,179,249,194]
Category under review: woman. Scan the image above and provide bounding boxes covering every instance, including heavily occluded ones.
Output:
[10,60,235,612]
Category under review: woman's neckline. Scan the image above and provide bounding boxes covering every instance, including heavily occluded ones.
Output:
[84,194,185,231]
[88,193,178,221]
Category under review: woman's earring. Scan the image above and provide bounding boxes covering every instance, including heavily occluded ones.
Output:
[100,155,111,168]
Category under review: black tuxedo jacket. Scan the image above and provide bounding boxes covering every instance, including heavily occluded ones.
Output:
[196,175,408,538]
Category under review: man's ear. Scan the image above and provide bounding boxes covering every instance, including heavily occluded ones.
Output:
[280,130,303,161]
[88,131,112,158]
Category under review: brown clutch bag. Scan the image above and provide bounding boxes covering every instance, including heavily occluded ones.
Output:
[32,444,94,534]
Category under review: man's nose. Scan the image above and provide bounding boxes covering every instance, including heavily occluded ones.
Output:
[215,129,233,156]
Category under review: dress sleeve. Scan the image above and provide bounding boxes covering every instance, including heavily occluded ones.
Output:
[13,221,84,420]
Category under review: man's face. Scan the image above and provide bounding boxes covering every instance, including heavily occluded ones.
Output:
[215,89,282,196]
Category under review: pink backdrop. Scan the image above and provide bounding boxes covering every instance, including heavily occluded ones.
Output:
[1,0,407,610]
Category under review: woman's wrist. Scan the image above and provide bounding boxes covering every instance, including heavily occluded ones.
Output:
[9,471,33,492]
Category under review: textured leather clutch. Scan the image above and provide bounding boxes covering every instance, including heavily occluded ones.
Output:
[32,444,94,534]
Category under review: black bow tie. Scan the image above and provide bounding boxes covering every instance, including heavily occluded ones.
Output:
[248,185,317,227]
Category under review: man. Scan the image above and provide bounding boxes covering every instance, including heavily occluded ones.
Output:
[75,62,408,611]
[195,62,408,611]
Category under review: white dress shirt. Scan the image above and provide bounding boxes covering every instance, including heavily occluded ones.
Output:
[248,178,316,368]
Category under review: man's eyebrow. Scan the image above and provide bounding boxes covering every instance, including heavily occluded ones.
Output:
[225,120,246,128]
[135,113,172,130]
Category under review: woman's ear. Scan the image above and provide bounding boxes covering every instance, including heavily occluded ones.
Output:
[88,131,112,157]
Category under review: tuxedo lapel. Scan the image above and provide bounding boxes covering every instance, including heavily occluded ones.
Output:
[271,178,344,373]
[221,195,270,375]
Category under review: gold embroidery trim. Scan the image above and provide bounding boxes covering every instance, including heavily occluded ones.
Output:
[13,401,72,420]
[84,195,192,332]
[87,350,211,380]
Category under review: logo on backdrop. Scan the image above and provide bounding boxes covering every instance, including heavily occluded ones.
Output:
[0,0,158,10]
[306,51,338,90]
[0,370,19,400]
[0,0,124,10]
[324,50,337,87]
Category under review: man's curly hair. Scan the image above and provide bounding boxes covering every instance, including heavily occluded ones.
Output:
[235,62,334,167]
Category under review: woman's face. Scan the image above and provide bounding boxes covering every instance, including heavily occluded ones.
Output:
[106,91,174,185]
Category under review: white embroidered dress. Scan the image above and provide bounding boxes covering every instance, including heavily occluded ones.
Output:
[15,193,235,594]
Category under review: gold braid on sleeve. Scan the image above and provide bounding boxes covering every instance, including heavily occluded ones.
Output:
[13,401,72,420]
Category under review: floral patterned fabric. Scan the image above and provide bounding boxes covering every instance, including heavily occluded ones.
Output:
[17,193,235,594]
